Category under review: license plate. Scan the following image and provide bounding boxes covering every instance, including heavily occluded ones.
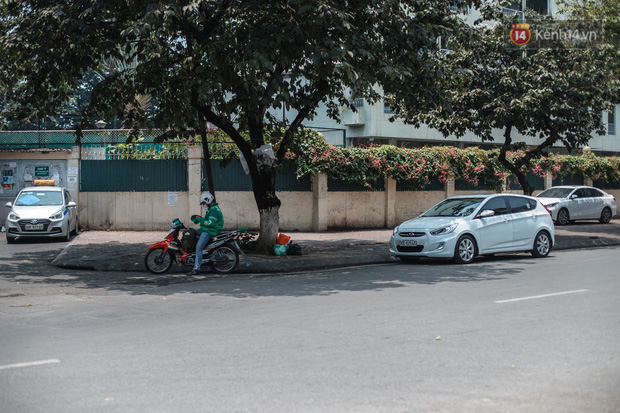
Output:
[25,224,44,230]
[399,240,418,247]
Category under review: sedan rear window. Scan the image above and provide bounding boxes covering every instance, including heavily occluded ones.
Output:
[15,191,63,206]
[507,196,536,213]
[423,198,484,217]
[537,188,573,198]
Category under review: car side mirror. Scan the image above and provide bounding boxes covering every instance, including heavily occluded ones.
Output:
[5,202,12,208]
[67,201,77,207]
[570,194,578,199]
[477,210,495,219]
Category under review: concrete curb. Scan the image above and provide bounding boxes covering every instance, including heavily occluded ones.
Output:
[49,221,620,274]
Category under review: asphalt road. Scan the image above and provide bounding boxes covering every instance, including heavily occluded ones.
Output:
[1,238,619,412]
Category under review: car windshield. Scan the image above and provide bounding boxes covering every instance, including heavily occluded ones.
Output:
[15,191,63,206]
[537,188,574,198]
[422,198,484,217]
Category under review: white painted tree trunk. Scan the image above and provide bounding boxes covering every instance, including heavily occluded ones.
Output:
[257,206,280,252]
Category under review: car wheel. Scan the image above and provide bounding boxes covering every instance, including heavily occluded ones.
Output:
[399,256,420,263]
[453,235,476,264]
[556,208,570,225]
[531,231,551,258]
[599,207,612,224]
[63,226,72,242]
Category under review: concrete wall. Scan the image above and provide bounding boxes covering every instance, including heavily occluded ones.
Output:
[394,190,447,226]
[76,181,462,231]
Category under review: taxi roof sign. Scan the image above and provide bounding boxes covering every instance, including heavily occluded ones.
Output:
[34,179,56,186]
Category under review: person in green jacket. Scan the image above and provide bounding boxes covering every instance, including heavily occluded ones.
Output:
[187,191,224,275]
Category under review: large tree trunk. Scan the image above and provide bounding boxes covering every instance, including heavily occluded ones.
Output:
[258,206,280,253]
[252,169,282,252]
[498,124,534,196]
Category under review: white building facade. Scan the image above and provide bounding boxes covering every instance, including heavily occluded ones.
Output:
[301,1,618,155]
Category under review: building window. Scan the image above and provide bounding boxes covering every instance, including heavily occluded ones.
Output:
[351,98,364,109]
[609,107,616,135]
[502,1,548,15]
[527,0,548,14]
[502,1,522,17]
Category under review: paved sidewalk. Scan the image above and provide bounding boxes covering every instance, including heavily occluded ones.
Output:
[50,220,620,276]
[51,229,396,274]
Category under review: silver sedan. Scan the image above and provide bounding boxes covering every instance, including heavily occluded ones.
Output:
[536,186,617,225]
[5,186,78,243]
[390,194,555,264]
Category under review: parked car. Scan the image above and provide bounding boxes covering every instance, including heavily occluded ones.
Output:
[536,186,617,225]
[5,185,78,243]
[390,194,554,264]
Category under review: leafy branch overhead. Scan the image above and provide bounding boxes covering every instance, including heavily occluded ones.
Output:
[0,0,484,251]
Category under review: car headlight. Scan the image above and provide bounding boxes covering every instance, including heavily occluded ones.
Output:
[429,223,458,236]
[393,226,399,235]
[546,202,558,208]
[8,212,20,220]
[50,210,64,220]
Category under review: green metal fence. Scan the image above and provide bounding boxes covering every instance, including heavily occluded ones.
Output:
[81,159,188,191]
[205,160,311,192]
[556,174,584,186]
[594,180,620,190]
[327,177,385,192]
[0,129,164,149]
[397,177,444,191]
[507,173,545,191]
[455,178,490,191]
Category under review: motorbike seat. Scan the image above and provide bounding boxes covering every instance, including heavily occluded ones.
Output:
[194,230,235,242]
[211,231,235,242]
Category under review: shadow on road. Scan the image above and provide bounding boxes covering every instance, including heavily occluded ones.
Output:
[0,241,538,299]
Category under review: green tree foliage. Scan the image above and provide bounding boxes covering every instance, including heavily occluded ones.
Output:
[557,0,619,72]
[395,10,619,195]
[0,0,478,249]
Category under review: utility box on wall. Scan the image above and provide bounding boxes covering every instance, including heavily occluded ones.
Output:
[1,162,18,197]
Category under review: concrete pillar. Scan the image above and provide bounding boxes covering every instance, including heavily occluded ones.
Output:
[385,177,397,228]
[312,173,328,231]
[545,171,553,190]
[445,179,455,198]
[188,145,203,220]
[67,146,80,204]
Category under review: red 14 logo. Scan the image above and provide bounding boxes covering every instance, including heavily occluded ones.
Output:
[511,23,531,46]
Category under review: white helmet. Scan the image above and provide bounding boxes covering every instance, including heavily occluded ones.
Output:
[199,191,214,205]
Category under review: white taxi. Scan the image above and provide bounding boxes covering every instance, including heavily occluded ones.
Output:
[5,185,78,243]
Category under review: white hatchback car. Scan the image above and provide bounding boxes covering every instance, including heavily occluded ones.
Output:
[5,186,78,243]
[536,186,617,225]
[390,194,555,264]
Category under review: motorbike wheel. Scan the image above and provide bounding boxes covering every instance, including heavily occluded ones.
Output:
[145,248,174,274]
[210,245,239,274]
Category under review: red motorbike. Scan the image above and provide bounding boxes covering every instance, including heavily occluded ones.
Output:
[144,219,251,274]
